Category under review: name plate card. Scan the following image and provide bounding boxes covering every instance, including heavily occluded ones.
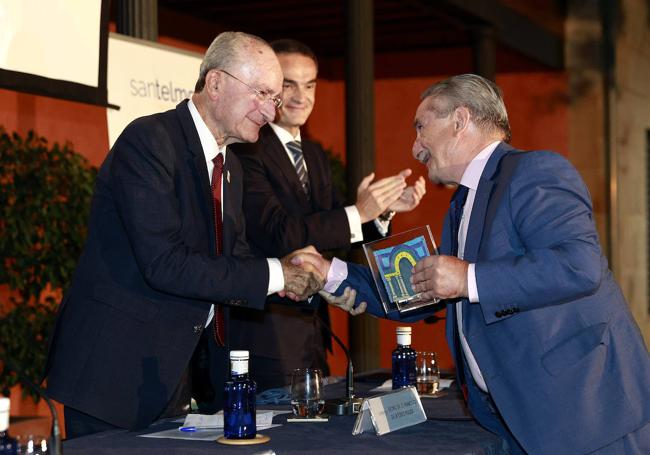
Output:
[352,387,426,436]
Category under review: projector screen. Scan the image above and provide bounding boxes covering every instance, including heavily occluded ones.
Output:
[0,0,109,106]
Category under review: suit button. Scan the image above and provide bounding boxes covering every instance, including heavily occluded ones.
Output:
[193,325,203,333]
[495,311,502,318]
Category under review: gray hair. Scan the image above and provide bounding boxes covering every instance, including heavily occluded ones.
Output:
[421,74,511,142]
[194,31,270,92]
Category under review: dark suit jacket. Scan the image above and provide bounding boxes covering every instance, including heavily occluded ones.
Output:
[340,143,650,454]
[45,100,269,430]
[228,124,383,388]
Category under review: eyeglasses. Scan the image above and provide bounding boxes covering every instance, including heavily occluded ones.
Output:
[218,69,283,109]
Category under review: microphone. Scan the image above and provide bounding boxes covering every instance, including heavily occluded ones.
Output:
[313,312,363,415]
[0,347,62,455]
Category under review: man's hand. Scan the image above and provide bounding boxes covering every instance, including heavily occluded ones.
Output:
[319,287,367,316]
[410,255,469,301]
[389,175,426,213]
[290,248,332,281]
[279,246,325,301]
[355,170,409,223]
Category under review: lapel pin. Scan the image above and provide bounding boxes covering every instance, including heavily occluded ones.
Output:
[227,170,231,183]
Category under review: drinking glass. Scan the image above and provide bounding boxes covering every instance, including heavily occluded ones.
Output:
[16,434,49,454]
[415,351,440,395]
[290,368,324,418]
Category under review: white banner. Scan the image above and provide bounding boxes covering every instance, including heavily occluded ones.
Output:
[107,33,202,147]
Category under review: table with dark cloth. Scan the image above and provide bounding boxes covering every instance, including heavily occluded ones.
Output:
[63,370,506,454]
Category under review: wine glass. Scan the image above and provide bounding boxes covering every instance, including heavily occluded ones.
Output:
[416,351,440,395]
[290,368,324,418]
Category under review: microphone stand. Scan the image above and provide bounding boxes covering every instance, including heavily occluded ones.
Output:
[0,347,62,455]
[314,313,363,415]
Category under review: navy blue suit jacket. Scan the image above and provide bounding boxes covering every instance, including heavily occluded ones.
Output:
[45,100,269,429]
[341,143,650,454]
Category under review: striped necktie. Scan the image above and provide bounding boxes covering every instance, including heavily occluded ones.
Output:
[286,141,310,196]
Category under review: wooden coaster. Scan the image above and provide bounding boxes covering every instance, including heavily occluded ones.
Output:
[216,434,270,445]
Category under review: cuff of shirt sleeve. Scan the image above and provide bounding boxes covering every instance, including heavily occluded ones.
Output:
[468,263,479,303]
[374,218,390,236]
[267,258,284,295]
[324,257,348,293]
[344,205,364,243]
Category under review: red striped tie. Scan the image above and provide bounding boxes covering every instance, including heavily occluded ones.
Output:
[211,154,225,346]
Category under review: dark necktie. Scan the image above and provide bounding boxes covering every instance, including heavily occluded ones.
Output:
[286,141,310,196]
[211,154,225,346]
[449,184,469,257]
[449,184,469,400]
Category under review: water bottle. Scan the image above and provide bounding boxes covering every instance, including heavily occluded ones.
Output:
[392,326,417,389]
[0,398,18,455]
[223,350,256,439]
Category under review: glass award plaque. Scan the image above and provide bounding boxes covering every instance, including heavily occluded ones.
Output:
[362,225,438,315]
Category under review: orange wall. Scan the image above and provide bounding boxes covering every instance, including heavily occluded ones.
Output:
[0,89,110,167]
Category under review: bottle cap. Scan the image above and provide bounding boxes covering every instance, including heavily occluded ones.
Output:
[0,397,9,432]
[230,350,249,360]
[0,397,9,413]
[396,326,412,346]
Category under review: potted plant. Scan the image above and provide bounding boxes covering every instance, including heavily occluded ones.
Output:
[0,127,96,401]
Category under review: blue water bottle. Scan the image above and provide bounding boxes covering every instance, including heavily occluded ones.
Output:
[0,398,18,455]
[223,350,257,439]
[392,326,417,389]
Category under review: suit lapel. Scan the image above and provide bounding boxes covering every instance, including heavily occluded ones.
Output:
[263,125,311,207]
[176,100,216,255]
[463,142,513,263]
[302,141,323,207]
[221,155,235,254]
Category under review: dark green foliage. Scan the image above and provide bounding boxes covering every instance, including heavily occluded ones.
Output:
[0,128,96,401]
[323,147,347,202]
[322,147,350,262]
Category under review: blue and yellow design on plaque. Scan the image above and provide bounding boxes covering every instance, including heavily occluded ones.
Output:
[373,235,430,303]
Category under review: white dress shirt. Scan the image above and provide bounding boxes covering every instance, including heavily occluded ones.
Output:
[456,140,501,393]
[188,100,284,326]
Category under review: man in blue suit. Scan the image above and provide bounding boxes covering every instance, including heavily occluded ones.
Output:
[306,74,650,453]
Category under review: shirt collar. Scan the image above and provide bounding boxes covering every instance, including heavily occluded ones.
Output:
[188,99,227,163]
[459,141,501,191]
[270,122,302,144]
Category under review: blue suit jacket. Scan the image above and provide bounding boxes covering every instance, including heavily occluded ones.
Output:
[342,143,650,454]
[45,100,269,429]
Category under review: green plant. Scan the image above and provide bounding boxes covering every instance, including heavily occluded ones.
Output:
[0,127,96,401]
[323,147,347,201]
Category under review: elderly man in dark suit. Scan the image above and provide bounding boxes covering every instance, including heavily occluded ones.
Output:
[301,74,650,454]
[44,31,332,438]
[229,39,425,390]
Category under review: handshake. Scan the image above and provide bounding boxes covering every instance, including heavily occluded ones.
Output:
[279,246,366,316]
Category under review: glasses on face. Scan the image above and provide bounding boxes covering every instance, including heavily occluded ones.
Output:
[218,69,283,109]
